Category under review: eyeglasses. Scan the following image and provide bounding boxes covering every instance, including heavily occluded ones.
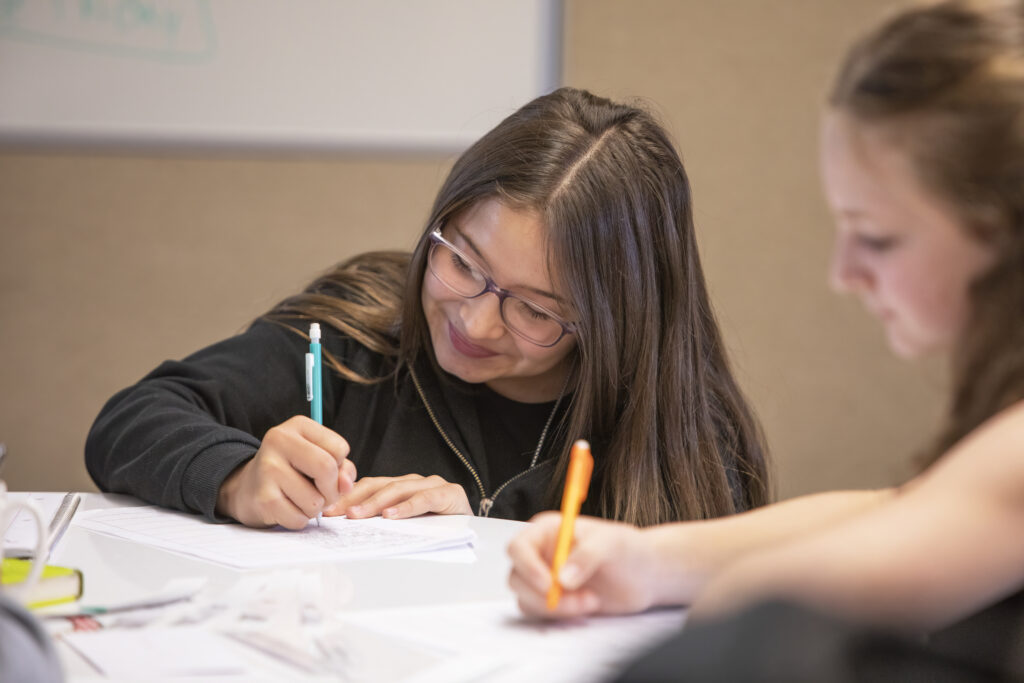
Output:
[427,229,576,347]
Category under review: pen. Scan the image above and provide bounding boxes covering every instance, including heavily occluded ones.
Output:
[547,439,594,610]
[306,323,323,526]
[45,492,81,561]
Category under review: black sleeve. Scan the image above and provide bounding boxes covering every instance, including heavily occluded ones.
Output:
[85,320,322,522]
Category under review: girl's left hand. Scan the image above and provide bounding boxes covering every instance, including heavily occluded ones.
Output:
[323,473,472,519]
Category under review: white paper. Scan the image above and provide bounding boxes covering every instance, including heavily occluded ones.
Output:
[390,543,477,563]
[342,599,688,683]
[62,571,462,682]
[74,507,476,569]
[63,627,250,678]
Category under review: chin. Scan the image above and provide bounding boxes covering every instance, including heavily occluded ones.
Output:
[432,340,465,377]
[432,338,493,384]
[886,331,942,360]
[888,340,921,360]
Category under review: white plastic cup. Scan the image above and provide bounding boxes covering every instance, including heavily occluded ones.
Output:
[0,481,48,604]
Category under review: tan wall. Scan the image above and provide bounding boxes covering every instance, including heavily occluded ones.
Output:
[0,0,944,500]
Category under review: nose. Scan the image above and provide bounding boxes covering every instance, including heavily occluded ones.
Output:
[459,293,506,341]
[829,234,869,294]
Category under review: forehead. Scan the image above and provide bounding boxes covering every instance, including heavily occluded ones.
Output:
[820,113,957,230]
[821,114,911,215]
[450,198,559,293]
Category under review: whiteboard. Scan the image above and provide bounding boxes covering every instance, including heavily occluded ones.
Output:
[0,0,562,152]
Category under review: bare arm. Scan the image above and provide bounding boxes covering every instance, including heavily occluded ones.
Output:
[691,401,1024,631]
[645,487,895,605]
[508,487,892,617]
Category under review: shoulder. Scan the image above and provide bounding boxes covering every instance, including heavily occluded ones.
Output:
[979,400,1024,438]
[168,319,307,370]
[946,400,1024,467]
[248,317,385,360]
[914,401,1024,503]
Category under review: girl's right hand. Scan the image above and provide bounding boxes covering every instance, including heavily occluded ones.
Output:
[216,415,357,529]
[507,512,662,618]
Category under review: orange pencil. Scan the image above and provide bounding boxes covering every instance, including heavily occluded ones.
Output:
[547,439,594,610]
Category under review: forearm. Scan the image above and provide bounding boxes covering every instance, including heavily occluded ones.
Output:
[690,406,1024,630]
[86,322,313,518]
[644,488,895,606]
[86,380,260,517]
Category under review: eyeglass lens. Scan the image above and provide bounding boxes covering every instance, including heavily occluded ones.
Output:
[429,242,565,346]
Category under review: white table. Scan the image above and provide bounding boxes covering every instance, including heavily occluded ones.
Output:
[17,493,683,682]
[36,493,528,680]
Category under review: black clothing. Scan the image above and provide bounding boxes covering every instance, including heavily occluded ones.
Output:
[474,384,565,489]
[86,319,576,522]
[612,595,1024,683]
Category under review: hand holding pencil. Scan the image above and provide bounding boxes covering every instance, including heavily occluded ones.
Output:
[507,441,666,618]
[547,440,594,609]
[215,415,356,530]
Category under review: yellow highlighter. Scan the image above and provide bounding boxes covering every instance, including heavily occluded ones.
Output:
[547,439,594,610]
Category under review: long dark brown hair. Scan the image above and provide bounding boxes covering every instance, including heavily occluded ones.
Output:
[830,0,1024,467]
[270,87,770,524]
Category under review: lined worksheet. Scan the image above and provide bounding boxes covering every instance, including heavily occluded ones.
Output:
[74,507,476,569]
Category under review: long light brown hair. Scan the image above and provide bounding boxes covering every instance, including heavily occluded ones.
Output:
[830,0,1024,467]
[270,87,771,524]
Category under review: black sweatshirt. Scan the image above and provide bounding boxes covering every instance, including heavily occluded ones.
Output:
[85,319,575,522]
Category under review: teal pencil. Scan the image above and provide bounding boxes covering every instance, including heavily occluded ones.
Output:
[307,323,323,526]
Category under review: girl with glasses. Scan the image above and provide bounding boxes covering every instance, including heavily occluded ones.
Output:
[509,2,1024,679]
[86,87,770,530]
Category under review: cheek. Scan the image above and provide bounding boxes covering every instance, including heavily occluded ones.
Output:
[932,270,978,336]
[517,336,577,369]
[885,262,969,339]
[421,278,450,345]
[422,275,455,317]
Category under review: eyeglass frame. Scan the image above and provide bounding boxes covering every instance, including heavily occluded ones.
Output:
[426,229,578,348]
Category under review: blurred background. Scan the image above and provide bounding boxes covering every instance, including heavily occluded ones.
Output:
[0,0,943,501]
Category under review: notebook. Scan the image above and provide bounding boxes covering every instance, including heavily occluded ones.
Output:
[1,557,83,609]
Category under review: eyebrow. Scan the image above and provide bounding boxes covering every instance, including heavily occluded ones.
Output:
[451,226,567,304]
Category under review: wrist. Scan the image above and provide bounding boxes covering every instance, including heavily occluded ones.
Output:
[643,523,708,607]
[215,464,245,521]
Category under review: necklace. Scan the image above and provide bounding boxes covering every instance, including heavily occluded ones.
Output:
[528,369,573,469]
[408,363,574,516]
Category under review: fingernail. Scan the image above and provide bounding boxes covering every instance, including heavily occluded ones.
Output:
[383,507,397,518]
[559,564,579,588]
[348,505,362,516]
[314,497,324,508]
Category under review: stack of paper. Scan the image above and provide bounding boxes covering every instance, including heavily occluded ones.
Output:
[74,507,476,569]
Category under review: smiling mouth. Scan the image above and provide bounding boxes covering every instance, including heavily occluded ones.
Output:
[448,323,499,359]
